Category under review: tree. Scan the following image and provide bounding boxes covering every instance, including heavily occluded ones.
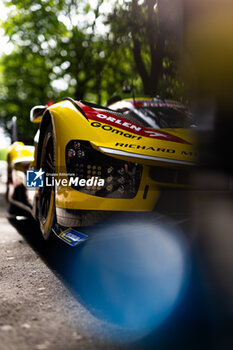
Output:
[108,0,184,98]
[0,0,68,139]
[0,0,184,139]
[0,0,129,138]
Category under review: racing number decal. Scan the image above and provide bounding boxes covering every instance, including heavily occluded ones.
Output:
[144,130,167,138]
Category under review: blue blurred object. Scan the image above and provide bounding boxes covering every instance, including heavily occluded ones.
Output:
[71,214,191,341]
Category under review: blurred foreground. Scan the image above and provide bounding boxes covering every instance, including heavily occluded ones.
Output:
[1,159,233,349]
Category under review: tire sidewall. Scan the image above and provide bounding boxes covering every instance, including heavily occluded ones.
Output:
[38,125,56,240]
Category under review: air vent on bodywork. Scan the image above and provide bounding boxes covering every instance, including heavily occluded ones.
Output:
[66,140,142,198]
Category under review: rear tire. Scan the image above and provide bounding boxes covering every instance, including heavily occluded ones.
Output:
[38,124,56,240]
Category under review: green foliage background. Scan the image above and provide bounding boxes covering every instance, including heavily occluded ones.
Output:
[0,0,184,140]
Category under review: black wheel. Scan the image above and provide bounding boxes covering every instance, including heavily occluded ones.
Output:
[38,124,56,240]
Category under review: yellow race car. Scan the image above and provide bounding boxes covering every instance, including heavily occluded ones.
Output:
[6,97,196,245]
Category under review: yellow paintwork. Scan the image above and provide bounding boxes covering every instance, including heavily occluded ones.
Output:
[8,99,196,215]
[7,142,35,206]
[55,166,159,210]
[43,102,159,210]
[89,127,195,165]
[32,116,42,123]
[45,100,195,211]
[8,142,34,164]
[44,189,54,233]
[46,101,196,165]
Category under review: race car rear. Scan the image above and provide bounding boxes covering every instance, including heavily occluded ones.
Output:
[7,98,197,242]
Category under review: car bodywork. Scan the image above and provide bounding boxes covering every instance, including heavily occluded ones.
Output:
[7,97,196,241]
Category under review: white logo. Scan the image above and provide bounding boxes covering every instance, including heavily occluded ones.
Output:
[26,169,45,188]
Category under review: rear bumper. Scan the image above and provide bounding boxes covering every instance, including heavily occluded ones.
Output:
[55,166,160,212]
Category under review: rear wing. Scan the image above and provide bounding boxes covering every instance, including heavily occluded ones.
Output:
[30,105,47,123]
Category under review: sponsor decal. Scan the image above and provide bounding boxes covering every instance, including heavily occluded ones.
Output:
[56,228,88,247]
[115,143,176,154]
[90,121,142,140]
[78,102,190,144]
[114,143,197,157]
